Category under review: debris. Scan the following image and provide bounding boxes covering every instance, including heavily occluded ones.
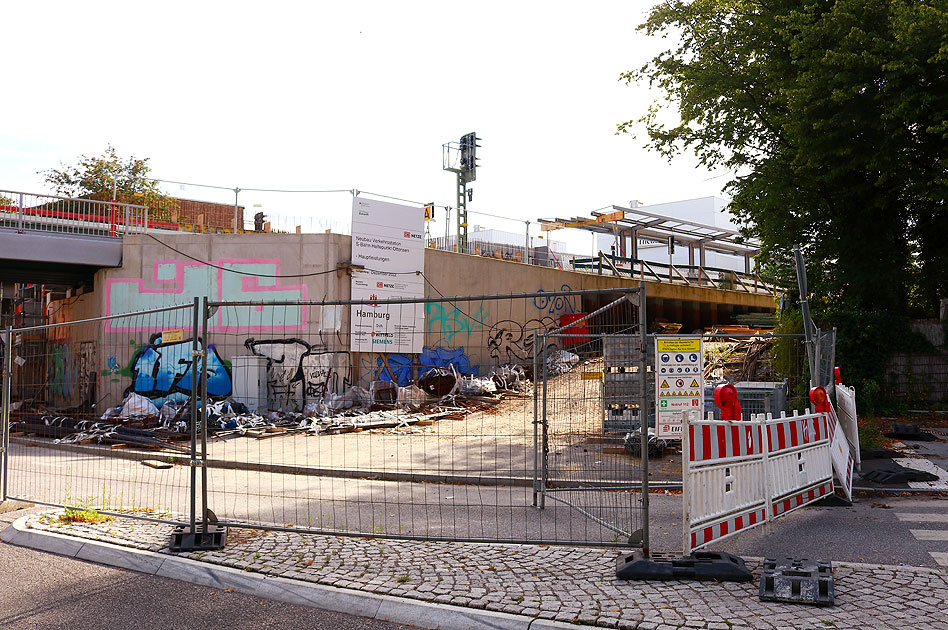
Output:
[458,376,497,396]
[397,385,428,407]
[142,459,174,469]
[418,368,456,397]
[546,350,580,375]
[624,428,669,458]
[119,393,159,419]
[370,380,397,405]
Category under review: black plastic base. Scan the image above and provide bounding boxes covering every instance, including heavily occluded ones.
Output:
[169,523,227,552]
[813,494,852,507]
[616,550,753,582]
[760,558,834,606]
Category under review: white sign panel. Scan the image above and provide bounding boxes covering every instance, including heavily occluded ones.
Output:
[655,336,704,439]
[350,197,426,353]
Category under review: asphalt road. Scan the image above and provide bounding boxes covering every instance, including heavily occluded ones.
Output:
[0,508,413,630]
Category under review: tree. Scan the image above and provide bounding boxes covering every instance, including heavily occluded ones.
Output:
[622,0,948,314]
[41,145,174,218]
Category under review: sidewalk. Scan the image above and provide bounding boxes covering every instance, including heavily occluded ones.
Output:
[3,508,947,630]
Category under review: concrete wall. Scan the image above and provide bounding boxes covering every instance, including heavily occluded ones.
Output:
[41,232,775,411]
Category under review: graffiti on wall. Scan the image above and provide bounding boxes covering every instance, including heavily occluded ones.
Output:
[128,333,232,407]
[425,303,488,343]
[487,317,558,363]
[372,346,479,387]
[106,258,307,332]
[244,338,351,410]
[49,341,97,408]
[533,284,577,315]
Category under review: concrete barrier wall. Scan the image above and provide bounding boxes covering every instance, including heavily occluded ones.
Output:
[37,232,774,411]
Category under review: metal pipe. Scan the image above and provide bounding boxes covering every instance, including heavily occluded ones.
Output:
[540,334,548,509]
[532,334,539,507]
[214,519,632,548]
[0,188,147,209]
[233,187,240,234]
[200,297,209,532]
[12,303,194,334]
[189,298,199,536]
[1,326,11,501]
[639,282,650,555]
[210,287,641,309]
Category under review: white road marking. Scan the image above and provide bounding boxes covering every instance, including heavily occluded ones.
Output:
[929,552,948,566]
[887,498,948,507]
[909,529,948,541]
[896,512,948,522]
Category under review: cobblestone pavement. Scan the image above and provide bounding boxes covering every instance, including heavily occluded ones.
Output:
[25,512,948,630]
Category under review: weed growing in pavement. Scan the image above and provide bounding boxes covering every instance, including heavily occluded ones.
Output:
[59,501,114,525]
[397,575,410,583]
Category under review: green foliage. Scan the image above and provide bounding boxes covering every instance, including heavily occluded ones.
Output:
[40,145,176,221]
[779,305,936,413]
[624,0,948,315]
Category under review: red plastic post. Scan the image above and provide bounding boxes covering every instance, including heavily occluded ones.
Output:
[714,384,742,420]
[834,367,841,385]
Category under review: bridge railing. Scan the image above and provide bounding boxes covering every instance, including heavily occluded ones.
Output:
[0,189,149,238]
[571,252,780,296]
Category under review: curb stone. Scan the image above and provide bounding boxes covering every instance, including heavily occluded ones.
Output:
[2,515,579,630]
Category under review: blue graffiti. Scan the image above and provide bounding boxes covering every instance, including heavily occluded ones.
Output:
[420,346,478,376]
[533,284,577,315]
[128,333,232,407]
[375,346,479,387]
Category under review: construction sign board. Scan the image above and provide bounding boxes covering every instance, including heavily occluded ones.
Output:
[350,197,426,353]
[655,336,704,439]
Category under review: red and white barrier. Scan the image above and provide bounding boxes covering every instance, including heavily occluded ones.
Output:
[682,410,834,553]
[835,383,861,471]
[810,386,855,501]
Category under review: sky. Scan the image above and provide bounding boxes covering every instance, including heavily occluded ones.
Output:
[1,1,731,245]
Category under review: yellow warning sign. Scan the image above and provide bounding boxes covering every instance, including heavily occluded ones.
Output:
[656,339,701,352]
[581,371,603,381]
[691,379,699,388]
[660,379,669,389]
[161,328,184,343]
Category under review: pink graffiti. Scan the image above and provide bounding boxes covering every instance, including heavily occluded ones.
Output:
[105,258,307,332]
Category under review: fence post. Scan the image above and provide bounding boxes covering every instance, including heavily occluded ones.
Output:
[1,326,11,501]
[189,298,199,535]
[540,333,549,509]
[681,409,693,556]
[532,330,539,507]
[638,283,650,555]
[17,193,24,232]
[760,413,773,530]
[200,297,210,532]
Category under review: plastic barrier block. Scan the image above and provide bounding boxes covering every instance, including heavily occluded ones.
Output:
[759,558,834,606]
[169,524,227,552]
[884,423,938,441]
[616,550,752,582]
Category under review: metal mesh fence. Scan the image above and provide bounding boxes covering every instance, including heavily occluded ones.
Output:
[2,304,197,524]
[538,293,648,546]
[196,288,646,546]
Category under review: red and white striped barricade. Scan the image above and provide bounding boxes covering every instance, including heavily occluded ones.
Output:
[682,410,834,554]
[835,383,861,472]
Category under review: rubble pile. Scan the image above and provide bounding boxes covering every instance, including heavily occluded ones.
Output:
[10,363,536,452]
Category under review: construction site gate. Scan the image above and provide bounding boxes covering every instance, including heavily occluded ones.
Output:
[536,287,651,549]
